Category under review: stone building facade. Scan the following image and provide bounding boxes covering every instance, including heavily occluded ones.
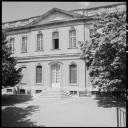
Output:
[2,3,126,95]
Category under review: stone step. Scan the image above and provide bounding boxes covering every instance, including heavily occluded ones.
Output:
[38,89,72,98]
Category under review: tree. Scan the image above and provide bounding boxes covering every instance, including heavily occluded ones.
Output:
[2,31,22,88]
[79,10,126,93]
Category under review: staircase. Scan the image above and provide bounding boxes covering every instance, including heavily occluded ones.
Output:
[34,88,72,99]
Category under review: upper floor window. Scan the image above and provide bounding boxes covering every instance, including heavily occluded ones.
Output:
[52,31,59,49]
[69,64,77,84]
[69,27,76,48]
[21,36,27,53]
[37,32,43,51]
[9,38,15,54]
[36,65,42,83]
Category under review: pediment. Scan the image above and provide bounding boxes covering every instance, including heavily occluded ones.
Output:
[29,8,84,26]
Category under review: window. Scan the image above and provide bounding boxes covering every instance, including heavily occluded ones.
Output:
[21,36,27,52]
[52,31,59,49]
[69,64,77,84]
[69,27,76,48]
[36,65,42,83]
[90,28,97,37]
[37,33,43,51]
[9,38,15,54]
[70,91,77,95]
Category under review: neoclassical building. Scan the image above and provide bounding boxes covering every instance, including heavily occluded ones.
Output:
[2,3,126,96]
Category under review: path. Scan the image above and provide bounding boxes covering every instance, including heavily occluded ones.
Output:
[13,96,117,127]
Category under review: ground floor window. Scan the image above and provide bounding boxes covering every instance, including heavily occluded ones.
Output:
[69,64,77,84]
[36,65,42,83]
[70,91,77,95]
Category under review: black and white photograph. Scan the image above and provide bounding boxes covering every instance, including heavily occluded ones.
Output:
[2,1,127,127]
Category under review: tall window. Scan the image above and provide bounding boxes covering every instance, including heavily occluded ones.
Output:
[69,64,77,84]
[21,36,27,52]
[69,27,76,48]
[36,65,42,83]
[9,38,15,54]
[37,33,43,51]
[52,31,59,49]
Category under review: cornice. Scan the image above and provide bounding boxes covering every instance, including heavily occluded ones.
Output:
[6,19,94,36]
[16,53,81,62]
[6,17,93,31]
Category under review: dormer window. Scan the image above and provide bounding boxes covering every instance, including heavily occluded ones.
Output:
[52,31,59,49]
[37,32,43,51]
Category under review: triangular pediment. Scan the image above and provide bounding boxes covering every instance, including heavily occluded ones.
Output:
[29,8,85,26]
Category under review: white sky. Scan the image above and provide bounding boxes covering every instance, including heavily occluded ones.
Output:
[2,2,125,22]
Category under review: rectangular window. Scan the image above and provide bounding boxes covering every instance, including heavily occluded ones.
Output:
[53,39,59,49]
[52,31,59,49]
[9,38,15,54]
[70,65,77,84]
[36,66,42,83]
[21,36,27,52]
[69,30,76,48]
[37,34,43,51]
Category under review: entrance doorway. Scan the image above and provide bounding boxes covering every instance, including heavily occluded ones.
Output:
[51,64,61,88]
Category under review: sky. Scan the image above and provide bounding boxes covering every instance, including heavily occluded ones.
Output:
[2,2,125,22]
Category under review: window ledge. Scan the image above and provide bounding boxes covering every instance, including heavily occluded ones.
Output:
[35,49,44,52]
[67,47,78,49]
[36,83,42,85]
[51,49,61,50]
[21,51,27,53]
[69,84,78,86]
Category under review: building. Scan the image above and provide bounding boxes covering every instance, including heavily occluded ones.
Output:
[2,3,126,96]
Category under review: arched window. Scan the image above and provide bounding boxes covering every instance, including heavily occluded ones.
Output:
[69,64,77,84]
[37,32,43,51]
[52,31,59,49]
[36,65,42,83]
[69,27,76,48]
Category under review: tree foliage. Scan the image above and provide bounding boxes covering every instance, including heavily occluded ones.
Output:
[79,10,126,92]
[2,31,22,88]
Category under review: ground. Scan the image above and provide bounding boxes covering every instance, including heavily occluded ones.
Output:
[2,94,126,127]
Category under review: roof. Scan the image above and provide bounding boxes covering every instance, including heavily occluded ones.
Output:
[29,7,87,26]
[70,2,126,12]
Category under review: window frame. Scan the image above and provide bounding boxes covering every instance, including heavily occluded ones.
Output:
[21,36,27,53]
[37,32,43,51]
[69,63,78,85]
[69,27,77,49]
[52,31,59,50]
[36,65,42,84]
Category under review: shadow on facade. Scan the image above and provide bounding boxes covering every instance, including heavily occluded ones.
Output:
[2,95,33,106]
[92,92,126,108]
[2,105,44,127]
